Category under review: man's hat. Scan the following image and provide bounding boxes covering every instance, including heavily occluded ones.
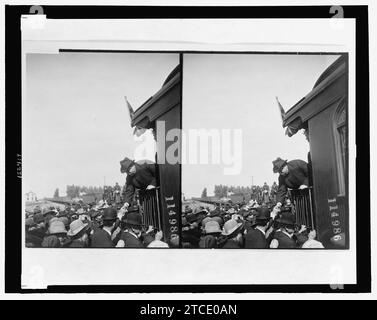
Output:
[25,217,35,227]
[33,206,41,214]
[58,216,70,228]
[185,213,200,224]
[33,213,45,224]
[208,208,221,217]
[125,212,143,227]
[120,157,134,173]
[43,210,56,217]
[272,157,288,173]
[102,207,117,221]
[276,211,296,226]
[255,207,271,221]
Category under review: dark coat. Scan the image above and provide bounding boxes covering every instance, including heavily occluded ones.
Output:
[41,235,61,248]
[67,239,86,248]
[244,227,268,249]
[182,228,201,248]
[199,235,218,248]
[90,228,114,248]
[222,239,242,249]
[119,231,145,248]
[272,230,298,249]
[276,159,309,204]
[25,230,44,247]
[124,161,157,205]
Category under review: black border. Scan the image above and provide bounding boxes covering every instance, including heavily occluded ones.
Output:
[5,5,370,293]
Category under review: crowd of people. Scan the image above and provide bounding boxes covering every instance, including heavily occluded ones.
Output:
[25,201,169,248]
[250,182,279,204]
[102,183,124,204]
[25,154,320,249]
[181,199,324,249]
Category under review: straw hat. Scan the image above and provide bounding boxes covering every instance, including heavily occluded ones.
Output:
[49,220,67,235]
[204,220,222,235]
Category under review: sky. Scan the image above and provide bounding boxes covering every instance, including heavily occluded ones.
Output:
[24,52,179,198]
[24,52,339,200]
[182,53,340,198]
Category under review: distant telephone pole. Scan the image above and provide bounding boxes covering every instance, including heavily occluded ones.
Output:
[251,176,254,187]
[104,176,106,187]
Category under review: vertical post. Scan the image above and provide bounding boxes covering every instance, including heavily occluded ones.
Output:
[308,188,315,229]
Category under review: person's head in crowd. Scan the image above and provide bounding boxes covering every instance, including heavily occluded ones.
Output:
[201,217,212,230]
[48,220,67,246]
[276,211,296,234]
[33,212,45,228]
[33,206,41,215]
[204,220,222,237]
[211,215,224,227]
[43,210,56,226]
[254,207,271,229]
[222,219,244,246]
[67,219,90,246]
[58,216,70,230]
[102,207,117,231]
[125,212,143,236]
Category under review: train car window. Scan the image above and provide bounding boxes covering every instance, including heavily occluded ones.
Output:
[334,100,347,196]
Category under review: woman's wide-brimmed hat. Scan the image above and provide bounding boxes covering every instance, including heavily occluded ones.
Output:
[67,219,88,237]
[222,219,243,237]
[272,157,288,173]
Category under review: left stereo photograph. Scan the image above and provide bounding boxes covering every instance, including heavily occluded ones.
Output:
[23,52,182,249]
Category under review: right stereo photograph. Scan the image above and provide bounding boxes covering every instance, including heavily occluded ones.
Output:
[181,53,349,250]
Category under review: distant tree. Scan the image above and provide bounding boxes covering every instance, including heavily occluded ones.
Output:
[201,188,207,198]
[53,188,59,198]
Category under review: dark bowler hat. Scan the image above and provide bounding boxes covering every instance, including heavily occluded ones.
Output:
[126,206,140,214]
[255,207,271,221]
[102,207,117,221]
[120,157,134,173]
[276,211,296,226]
[208,208,221,217]
[33,213,45,224]
[186,213,200,224]
[43,210,56,217]
[272,157,288,173]
[125,212,143,227]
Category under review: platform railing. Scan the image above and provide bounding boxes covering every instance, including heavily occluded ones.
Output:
[290,187,316,230]
[138,187,162,231]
